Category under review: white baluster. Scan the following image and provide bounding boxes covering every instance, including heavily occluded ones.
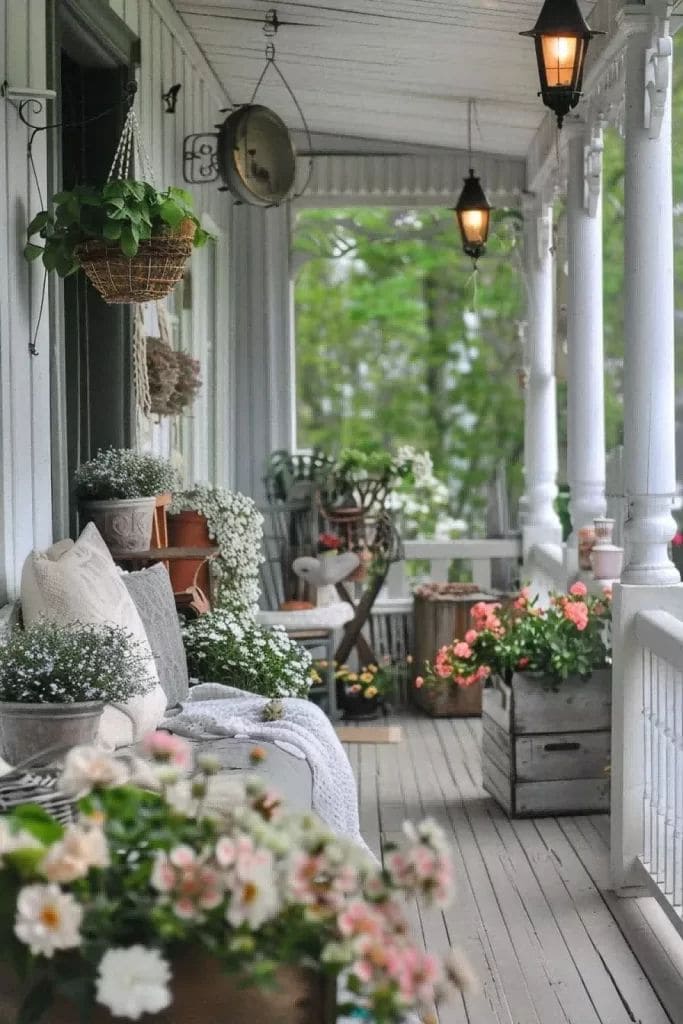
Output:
[676,675,683,910]
[657,657,668,883]
[643,648,652,868]
[665,663,675,895]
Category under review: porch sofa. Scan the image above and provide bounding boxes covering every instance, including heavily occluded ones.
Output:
[1,523,337,815]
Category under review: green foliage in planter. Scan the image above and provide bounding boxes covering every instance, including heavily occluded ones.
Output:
[24,181,213,278]
[74,448,178,501]
[0,621,151,704]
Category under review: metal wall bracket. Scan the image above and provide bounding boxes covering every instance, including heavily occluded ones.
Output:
[183,131,220,184]
[644,32,672,140]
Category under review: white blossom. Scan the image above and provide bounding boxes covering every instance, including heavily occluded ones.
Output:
[14,884,83,957]
[95,946,172,1020]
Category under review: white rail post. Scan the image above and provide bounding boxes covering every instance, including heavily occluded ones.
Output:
[521,197,563,562]
[611,3,681,890]
[564,120,607,575]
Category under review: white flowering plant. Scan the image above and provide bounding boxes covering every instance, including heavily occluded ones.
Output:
[74,448,178,501]
[0,621,152,704]
[0,736,473,1022]
[182,610,313,699]
[169,486,264,617]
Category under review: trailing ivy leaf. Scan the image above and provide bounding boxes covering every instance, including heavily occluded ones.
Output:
[9,805,63,845]
[24,242,44,261]
[120,226,139,257]
[102,221,122,241]
[27,212,50,236]
[158,199,186,229]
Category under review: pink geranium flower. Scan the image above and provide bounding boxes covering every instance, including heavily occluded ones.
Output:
[563,600,589,631]
[143,732,192,770]
[569,580,588,597]
[150,846,223,920]
[453,641,472,659]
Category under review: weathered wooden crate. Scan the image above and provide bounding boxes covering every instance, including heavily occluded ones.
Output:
[481,670,611,817]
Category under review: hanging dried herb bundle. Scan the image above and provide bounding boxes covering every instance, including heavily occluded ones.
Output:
[167,349,202,414]
[146,337,179,415]
[145,341,202,416]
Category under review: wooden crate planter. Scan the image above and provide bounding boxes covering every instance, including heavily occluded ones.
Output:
[413,680,482,718]
[481,669,611,817]
[412,584,491,717]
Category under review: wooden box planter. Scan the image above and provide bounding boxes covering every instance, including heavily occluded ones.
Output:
[412,584,491,717]
[481,669,611,817]
[413,681,482,718]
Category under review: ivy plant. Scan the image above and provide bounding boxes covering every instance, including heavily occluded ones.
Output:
[24,181,213,277]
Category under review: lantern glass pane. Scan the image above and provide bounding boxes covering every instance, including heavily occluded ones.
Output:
[460,209,487,245]
[541,34,578,87]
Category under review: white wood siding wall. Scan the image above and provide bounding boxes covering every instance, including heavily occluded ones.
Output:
[0,0,52,604]
[107,0,234,490]
[0,0,235,602]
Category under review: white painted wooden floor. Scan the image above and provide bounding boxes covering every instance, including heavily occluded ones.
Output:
[342,713,683,1024]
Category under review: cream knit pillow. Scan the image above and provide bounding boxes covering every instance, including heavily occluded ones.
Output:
[20,523,166,749]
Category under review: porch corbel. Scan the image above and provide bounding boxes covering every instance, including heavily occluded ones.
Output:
[644,12,673,140]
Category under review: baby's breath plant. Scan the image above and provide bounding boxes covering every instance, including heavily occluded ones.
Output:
[74,448,178,501]
[182,610,312,699]
[0,621,151,704]
[170,486,264,615]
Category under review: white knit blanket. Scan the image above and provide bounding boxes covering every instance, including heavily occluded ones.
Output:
[162,684,368,852]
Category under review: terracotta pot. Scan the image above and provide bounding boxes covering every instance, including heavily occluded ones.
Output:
[167,510,213,596]
[0,958,335,1024]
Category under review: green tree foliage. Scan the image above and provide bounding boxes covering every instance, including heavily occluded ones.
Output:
[293,32,683,535]
[294,207,525,531]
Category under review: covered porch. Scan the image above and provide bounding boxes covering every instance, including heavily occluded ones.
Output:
[1,0,683,1017]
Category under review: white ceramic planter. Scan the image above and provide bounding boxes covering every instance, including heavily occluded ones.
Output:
[81,496,156,552]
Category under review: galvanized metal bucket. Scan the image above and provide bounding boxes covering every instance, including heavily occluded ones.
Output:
[0,701,104,766]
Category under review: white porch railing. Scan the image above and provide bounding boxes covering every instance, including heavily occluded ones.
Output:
[380,538,523,606]
[525,542,568,600]
[627,610,683,932]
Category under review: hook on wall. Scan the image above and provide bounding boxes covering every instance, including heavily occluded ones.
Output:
[162,83,181,114]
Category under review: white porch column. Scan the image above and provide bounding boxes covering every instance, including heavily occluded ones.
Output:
[565,123,607,571]
[522,198,563,557]
[230,202,295,502]
[620,10,678,585]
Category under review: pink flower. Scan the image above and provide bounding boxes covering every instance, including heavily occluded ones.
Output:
[569,581,588,597]
[464,629,478,645]
[673,532,683,547]
[143,732,192,770]
[517,656,530,669]
[151,846,223,920]
[563,600,589,631]
[338,901,384,941]
[414,676,425,689]
[453,641,472,659]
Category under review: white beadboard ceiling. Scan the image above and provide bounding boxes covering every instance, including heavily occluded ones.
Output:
[173,1,598,158]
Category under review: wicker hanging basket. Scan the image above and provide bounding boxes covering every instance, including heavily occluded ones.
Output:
[75,218,195,304]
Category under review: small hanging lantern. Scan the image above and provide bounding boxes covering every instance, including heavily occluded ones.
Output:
[520,0,600,129]
[453,100,492,265]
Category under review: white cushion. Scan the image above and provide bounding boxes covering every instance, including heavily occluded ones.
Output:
[256,603,354,631]
[20,523,166,749]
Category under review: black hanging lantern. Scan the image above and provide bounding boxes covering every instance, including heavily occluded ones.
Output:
[521,0,601,129]
[453,100,492,265]
[455,170,492,264]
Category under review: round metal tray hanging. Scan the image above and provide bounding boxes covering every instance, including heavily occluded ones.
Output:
[217,104,296,207]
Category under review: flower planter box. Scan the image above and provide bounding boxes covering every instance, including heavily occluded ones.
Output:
[481,669,611,817]
[412,584,491,717]
[413,680,482,718]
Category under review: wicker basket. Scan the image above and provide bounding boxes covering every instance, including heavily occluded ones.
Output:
[75,219,195,304]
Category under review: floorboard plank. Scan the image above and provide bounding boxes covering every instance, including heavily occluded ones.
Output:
[346,712,681,1024]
